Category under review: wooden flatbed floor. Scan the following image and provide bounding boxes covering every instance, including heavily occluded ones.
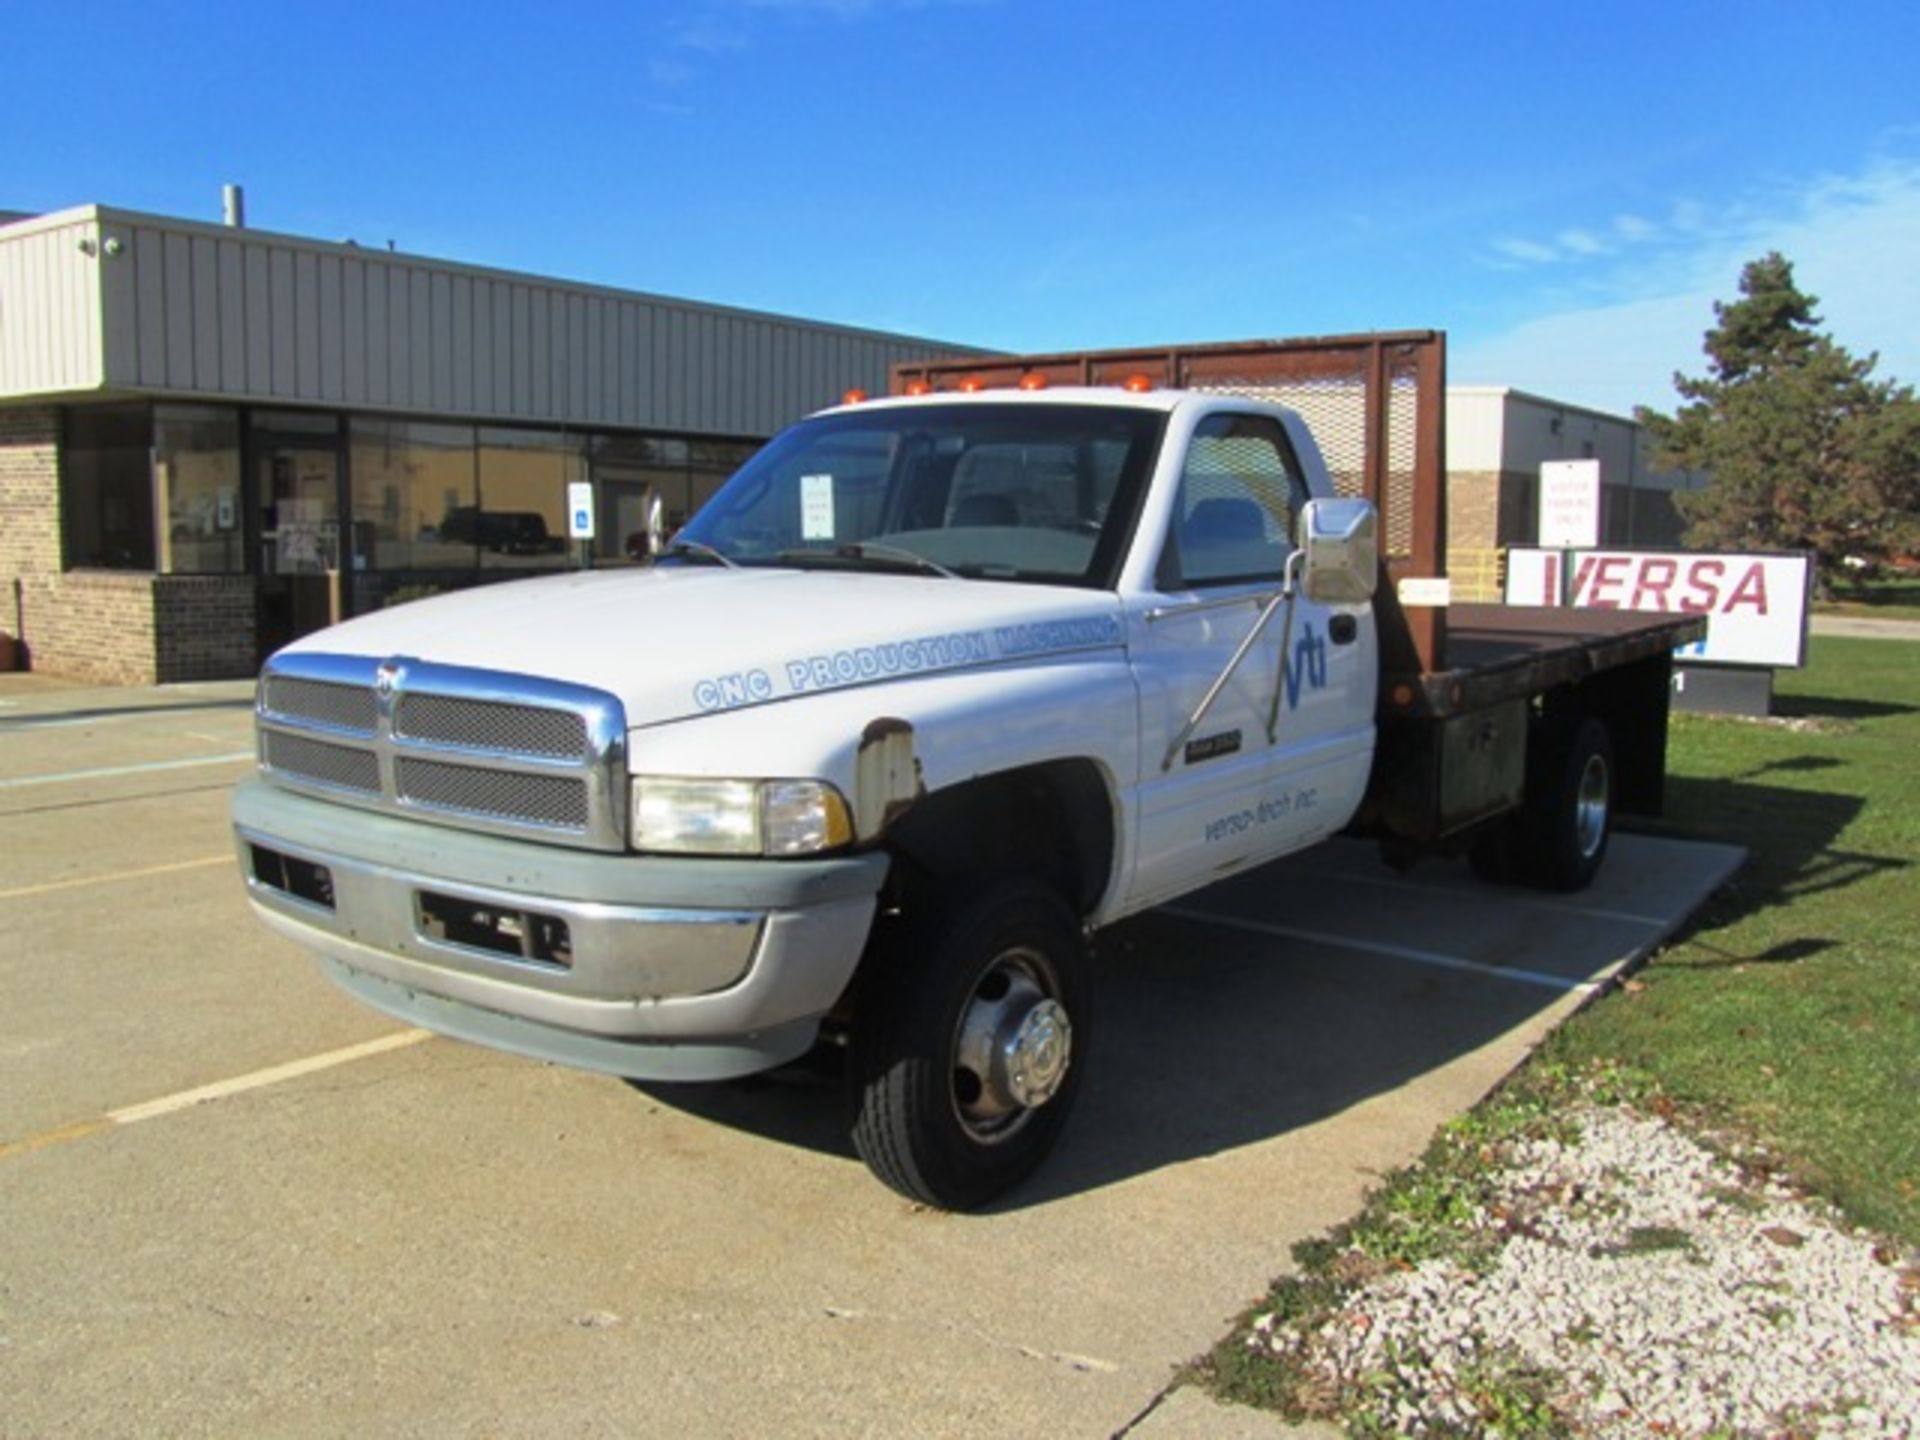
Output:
[1391,604,1709,717]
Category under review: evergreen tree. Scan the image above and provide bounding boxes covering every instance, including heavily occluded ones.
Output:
[1637,253,1920,593]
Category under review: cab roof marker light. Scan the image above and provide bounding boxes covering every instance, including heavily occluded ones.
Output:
[957,377,987,393]
[1121,373,1155,393]
[1017,372,1049,391]
[841,388,869,405]
[903,380,933,396]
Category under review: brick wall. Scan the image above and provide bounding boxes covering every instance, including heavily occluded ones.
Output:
[1,404,258,683]
[1447,469,1501,551]
[154,576,255,682]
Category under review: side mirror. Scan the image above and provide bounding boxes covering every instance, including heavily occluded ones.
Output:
[1297,497,1378,603]
[645,493,665,559]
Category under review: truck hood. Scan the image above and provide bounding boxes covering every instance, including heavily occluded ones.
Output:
[281,567,1126,727]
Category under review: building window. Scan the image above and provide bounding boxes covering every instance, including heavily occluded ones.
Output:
[155,406,243,575]
[474,428,584,570]
[348,419,479,571]
[586,433,759,561]
[62,404,155,570]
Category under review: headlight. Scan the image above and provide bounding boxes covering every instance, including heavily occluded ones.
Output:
[630,777,854,856]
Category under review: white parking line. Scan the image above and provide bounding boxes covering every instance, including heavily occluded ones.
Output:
[0,1031,434,1162]
[1288,864,1671,928]
[108,1031,434,1125]
[1161,907,1604,995]
[0,855,232,902]
[0,752,254,788]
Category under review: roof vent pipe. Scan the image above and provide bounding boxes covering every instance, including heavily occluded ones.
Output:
[222,184,245,228]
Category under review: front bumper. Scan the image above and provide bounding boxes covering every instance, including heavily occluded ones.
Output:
[232,777,888,1081]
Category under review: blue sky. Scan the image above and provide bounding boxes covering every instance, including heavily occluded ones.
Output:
[6,0,1918,418]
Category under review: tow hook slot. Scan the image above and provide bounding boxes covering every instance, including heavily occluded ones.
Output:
[250,843,336,911]
[417,890,574,969]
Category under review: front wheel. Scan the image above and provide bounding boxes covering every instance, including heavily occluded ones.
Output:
[850,880,1089,1210]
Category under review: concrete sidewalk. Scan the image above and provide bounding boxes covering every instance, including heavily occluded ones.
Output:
[1810,613,1920,640]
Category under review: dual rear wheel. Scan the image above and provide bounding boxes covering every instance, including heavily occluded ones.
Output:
[1471,714,1615,892]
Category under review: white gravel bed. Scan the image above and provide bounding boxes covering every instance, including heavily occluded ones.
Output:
[1248,1106,1920,1437]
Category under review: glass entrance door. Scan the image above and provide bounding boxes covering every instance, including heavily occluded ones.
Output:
[254,417,344,661]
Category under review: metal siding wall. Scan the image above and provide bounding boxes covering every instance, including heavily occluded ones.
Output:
[100,223,139,389]
[243,246,271,393]
[20,210,977,427]
[342,259,366,405]
[217,239,246,393]
[0,218,106,395]
[190,235,219,390]
[164,233,194,383]
[269,250,295,398]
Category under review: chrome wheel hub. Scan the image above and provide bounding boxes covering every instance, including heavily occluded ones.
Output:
[1575,752,1610,860]
[951,951,1073,1143]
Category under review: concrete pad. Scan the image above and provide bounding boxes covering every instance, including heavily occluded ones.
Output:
[0,692,1746,1437]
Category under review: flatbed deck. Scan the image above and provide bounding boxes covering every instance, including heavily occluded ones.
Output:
[1390,605,1709,718]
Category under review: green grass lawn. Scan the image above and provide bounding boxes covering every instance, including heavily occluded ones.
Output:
[1550,633,1920,1242]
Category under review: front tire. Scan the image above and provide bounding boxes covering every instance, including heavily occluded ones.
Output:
[850,880,1089,1210]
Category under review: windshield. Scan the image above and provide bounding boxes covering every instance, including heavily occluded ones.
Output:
[673,402,1167,588]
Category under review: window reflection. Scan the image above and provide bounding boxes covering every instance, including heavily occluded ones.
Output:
[154,406,244,574]
[62,404,155,570]
[474,428,584,569]
[348,420,479,571]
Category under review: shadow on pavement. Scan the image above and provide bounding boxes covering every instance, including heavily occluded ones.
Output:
[630,863,1596,1210]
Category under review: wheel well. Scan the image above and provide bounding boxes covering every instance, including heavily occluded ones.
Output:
[880,760,1116,919]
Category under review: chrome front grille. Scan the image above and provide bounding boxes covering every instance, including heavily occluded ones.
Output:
[263,676,378,734]
[255,653,628,851]
[260,730,382,794]
[395,756,590,829]
[395,693,587,758]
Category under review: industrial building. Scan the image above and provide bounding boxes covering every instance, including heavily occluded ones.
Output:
[0,200,1689,680]
[0,201,974,682]
[1445,386,1694,600]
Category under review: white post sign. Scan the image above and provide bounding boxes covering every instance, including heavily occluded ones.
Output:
[1539,459,1602,549]
[567,481,596,541]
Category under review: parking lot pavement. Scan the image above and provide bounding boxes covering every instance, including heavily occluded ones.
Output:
[0,676,1744,1438]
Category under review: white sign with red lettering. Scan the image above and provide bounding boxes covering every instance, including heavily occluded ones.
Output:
[1505,548,1812,667]
[1538,459,1603,548]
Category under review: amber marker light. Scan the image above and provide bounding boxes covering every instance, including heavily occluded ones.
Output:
[1121,373,1155,393]
[903,380,933,396]
[957,376,987,393]
[840,388,869,405]
[1017,372,1049,391]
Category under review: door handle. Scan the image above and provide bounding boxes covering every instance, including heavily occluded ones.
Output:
[1330,614,1358,645]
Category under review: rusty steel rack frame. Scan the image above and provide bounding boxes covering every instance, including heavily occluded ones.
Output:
[892,332,1449,677]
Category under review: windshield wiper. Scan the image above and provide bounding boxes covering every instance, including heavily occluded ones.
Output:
[656,538,738,569]
[832,541,959,579]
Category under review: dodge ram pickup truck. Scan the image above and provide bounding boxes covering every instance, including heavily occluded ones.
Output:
[234,333,1704,1208]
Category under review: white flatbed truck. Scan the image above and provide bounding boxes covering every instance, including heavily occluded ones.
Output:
[234,333,1704,1208]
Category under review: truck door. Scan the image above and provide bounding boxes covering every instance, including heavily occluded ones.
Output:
[1124,412,1368,908]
